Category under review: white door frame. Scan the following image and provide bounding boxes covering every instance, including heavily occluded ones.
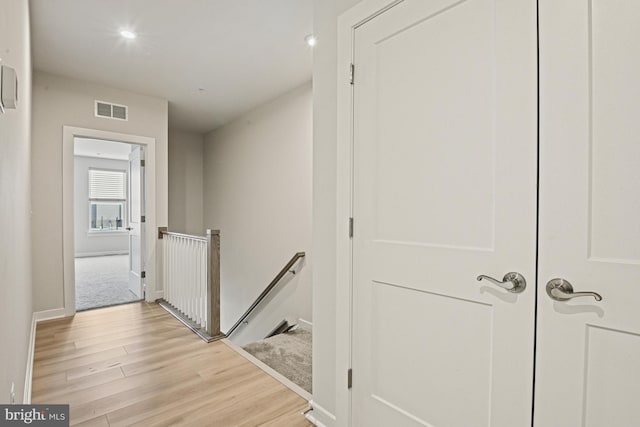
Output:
[335,2,405,426]
[62,126,157,317]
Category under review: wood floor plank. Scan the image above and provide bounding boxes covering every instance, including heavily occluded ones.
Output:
[32,302,312,426]
[107,362,264,426]
[259,407,312,427]
[35,331,183,365]
[70,371,206,424]
[34,367,125,402]
[127,374,280,427]
[33,347,128,378]
[71,415,110,427]
[64,338,204,381]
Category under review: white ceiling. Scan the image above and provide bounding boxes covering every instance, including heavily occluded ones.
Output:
[30,0,313,134]
[74,137,132,160]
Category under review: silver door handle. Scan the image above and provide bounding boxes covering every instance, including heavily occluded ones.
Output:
[546,278,602,302]
[126,227,133,231]
[476,272,526,293]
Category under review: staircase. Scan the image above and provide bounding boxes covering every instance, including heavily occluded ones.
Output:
[158,229,312,395]
[242,322,312,393]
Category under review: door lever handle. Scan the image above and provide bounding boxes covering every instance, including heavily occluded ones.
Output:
[546,278,602,302]
[476,272,526,293]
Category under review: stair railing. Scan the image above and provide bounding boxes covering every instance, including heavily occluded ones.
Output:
[160,229,222,341]
[226,252,306,337]
[159,232,303,343]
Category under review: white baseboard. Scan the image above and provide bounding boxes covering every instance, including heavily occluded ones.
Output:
[23,313,37,404]
[298,318,313,327]
[306,413,328,427]
[24,308,71,403]
[74,250,129,258]
[306,400,336,427]
[24,308,70,404]
[35,308,68,322]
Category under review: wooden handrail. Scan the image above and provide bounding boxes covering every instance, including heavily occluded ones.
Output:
[160,229,213,242]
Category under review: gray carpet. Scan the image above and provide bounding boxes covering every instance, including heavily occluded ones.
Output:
[242,324,312,393]
[75,255,141,311]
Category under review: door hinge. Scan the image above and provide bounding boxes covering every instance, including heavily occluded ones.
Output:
[141,271,146,279]
[140,159,145,167]
[349,217,354,238]
[349,63,355,85]
[141,215,146,223]
[347,368,353,389]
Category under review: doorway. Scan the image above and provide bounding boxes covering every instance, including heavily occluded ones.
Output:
[62,126,157,317]
[73,137,146,311]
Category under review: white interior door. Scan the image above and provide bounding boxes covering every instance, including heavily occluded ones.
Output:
[128,145,145,298]
[351,0,537,426]
[535,1,640,426]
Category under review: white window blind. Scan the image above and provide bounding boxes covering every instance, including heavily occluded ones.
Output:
[88,169,126,200]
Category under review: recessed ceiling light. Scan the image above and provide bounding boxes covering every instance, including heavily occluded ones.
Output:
[120,30,137,40]
[304,34,317,47]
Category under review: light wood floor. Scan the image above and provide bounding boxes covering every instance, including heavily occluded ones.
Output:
[32,302,312,427]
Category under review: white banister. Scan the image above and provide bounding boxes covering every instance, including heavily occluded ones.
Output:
[160,229,221,340]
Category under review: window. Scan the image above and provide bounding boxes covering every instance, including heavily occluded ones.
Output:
[88,168,127,231]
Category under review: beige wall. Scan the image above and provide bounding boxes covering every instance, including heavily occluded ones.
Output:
[168,130,204,235]
[0,0,32,403]
[312,0,362,422]
[203,82,312,346]
[31,71,168,312]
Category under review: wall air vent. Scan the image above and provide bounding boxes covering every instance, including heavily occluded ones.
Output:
[95,100,128,121]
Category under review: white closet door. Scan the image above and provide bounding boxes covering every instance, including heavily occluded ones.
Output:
[351,0,538,426]
[536,1,640,426]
